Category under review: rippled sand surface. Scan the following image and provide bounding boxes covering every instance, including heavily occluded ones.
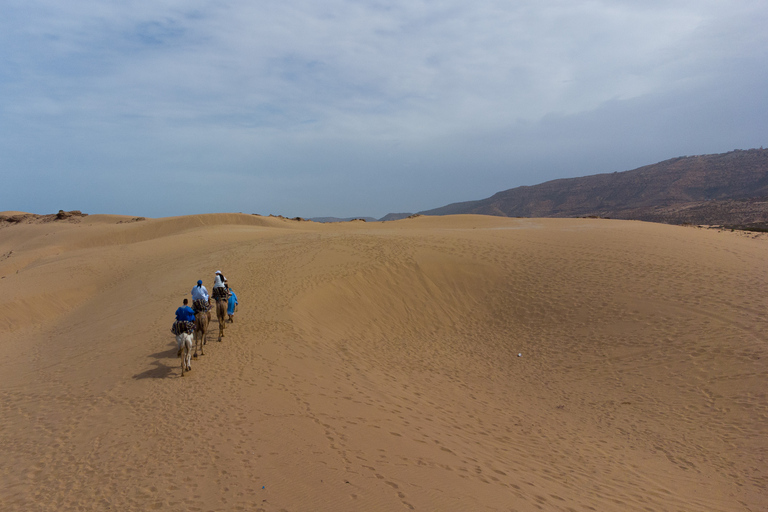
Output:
[1,213,766,511]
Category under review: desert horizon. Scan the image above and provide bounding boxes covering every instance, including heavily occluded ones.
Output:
[1,212,766,511]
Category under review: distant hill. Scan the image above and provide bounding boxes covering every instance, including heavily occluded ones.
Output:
[418,149,768,227]
[378,212,414,222]
[309,216,378,223]
[311,214,415,223]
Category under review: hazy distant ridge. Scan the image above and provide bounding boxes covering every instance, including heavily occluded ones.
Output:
[417,149,768,225]
[309,216,378,223]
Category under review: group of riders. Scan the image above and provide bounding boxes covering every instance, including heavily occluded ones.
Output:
[175,270,238,324]
[171,270,238,374]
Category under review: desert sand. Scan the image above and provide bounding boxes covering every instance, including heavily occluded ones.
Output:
[0,213,766,511]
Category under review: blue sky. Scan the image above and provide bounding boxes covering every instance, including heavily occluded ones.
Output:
[1,0,766,218]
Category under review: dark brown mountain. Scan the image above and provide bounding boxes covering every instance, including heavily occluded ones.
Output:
[418,149,768,228]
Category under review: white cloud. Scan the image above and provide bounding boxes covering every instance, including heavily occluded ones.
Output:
[1,0,766,217]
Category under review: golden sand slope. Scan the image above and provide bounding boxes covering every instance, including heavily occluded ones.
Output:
[0,214,766,511]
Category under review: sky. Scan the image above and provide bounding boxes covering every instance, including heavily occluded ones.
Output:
[1,0,767,219]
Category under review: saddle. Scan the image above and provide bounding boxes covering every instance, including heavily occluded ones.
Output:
[192,299,211,312]
[171,321,195,335]
[212,287,228,300]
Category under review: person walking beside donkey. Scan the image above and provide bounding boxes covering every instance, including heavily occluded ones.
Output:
[225,283,238,323]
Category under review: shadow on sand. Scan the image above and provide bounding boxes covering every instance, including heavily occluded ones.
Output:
[132,345,179,380]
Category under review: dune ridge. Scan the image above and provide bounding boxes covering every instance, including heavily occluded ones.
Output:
[0,215,766,511]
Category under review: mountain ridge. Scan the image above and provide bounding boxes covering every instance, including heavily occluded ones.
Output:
[409,148,768,226]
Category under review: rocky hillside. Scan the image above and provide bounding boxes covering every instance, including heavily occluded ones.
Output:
[419,149,768,227]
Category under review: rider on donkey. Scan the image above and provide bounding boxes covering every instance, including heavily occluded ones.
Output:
[175,298,196,323]
[211,270,229,340]
[191,279,211,316]
[173,298,197,356]
[211,270,228,301]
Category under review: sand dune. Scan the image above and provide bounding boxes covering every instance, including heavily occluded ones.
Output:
[0,214,766,511]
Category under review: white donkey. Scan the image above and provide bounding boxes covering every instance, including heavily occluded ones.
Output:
[176,330,194,376]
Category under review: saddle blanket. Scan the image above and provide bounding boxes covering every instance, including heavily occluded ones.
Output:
[212,287,228,300]
[192,299,211,312]
[171,321,195,335]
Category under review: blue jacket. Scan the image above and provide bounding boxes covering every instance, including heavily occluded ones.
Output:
[175,306,196,322]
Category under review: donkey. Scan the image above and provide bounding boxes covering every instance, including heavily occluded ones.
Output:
[211,286,229,342]
[215,297,227,342]
[193,306,210,358]
[177,331,194,376]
